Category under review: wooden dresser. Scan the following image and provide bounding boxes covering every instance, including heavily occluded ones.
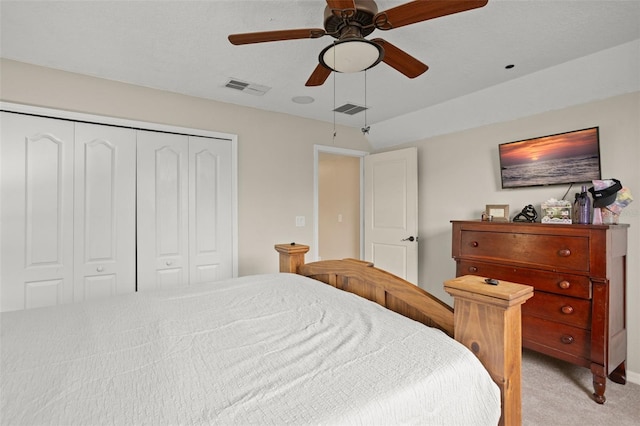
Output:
[451,220,629,403]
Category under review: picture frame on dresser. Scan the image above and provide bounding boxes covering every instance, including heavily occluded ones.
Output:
[485,204,510,222]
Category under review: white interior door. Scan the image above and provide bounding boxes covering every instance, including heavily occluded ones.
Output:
[364,147,418,283]
[188,136,233,283]
[0,112,75,311]
[137,130,190,291]
[74,123,136,301]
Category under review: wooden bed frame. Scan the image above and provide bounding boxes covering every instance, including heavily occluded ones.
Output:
[276,243,533,426]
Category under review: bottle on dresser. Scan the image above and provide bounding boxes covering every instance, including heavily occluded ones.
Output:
[573,185,592,224]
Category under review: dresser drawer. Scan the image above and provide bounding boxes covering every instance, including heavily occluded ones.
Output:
[523,316,590,360]
[458,230,590,272]
[456,260,591,299]
[522,292,591,329]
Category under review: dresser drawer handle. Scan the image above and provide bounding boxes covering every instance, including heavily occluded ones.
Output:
[468,266,478,273]
[558,249,571,257]
[561,305,574,315]
[470,241,479,247]
[558,280,571,290]
[561,335,574,344]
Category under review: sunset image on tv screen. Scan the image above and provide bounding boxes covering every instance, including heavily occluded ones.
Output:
[499,127,601,188]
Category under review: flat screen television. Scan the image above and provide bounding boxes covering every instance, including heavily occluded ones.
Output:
[499,127,601,189]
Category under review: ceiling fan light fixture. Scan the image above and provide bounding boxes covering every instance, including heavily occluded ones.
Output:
[319,38,383,73]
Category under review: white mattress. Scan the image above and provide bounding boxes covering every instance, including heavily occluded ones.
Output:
[1,273,500,425]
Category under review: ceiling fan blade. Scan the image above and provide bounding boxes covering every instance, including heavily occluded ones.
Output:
[374,0,488,30]
[228,28,326,45]
[372,38,428,78]
[305,64,332,87]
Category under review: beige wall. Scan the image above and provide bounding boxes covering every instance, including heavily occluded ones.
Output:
[2,58,639,380]
[381,91,640,379]
[0,58,371,275]
[318,153,360,260]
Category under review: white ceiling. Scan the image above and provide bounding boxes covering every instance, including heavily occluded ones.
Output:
[2,0,639,131]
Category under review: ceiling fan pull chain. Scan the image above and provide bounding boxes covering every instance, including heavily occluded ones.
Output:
[362,70,370,135]
[333,41,337,143]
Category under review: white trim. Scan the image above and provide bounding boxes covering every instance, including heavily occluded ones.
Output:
[1,102,239,277]
[230,137,239,278]
[627,369,640,386]
[313,144,369,262]
[0,102,234,141]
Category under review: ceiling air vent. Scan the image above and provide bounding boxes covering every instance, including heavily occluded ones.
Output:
[224,78,270,96]
[333,103,368,115]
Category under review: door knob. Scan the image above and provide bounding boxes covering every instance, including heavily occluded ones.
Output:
[401,236,416,242]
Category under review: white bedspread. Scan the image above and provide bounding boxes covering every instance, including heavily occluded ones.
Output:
[1,273,500,425]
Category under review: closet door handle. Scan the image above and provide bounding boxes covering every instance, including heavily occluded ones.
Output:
[96,266,104,273]
[165,260,173,266]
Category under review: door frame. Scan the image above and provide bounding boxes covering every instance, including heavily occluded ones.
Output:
[313,144,369,262]
[1,102,239,278]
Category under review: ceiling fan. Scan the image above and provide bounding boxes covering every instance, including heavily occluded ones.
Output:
[228,0,488,87]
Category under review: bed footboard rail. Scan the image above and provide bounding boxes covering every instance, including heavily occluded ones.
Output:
[275,243,454,335]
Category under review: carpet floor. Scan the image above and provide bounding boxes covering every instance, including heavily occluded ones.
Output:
[522,349,640,425]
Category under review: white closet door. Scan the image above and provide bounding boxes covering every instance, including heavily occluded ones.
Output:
[188,136,233,283]
[137,130,189,291]
[0,112,75,311]
[74,123,136,301]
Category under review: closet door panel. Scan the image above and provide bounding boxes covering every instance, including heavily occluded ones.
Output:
[82,275,117,300]
[157,268,184,288]
[74,123,136,301]
[189,136,233,283]
[1,112,74,311]
[24,279,64,310]
[137,130,189,291]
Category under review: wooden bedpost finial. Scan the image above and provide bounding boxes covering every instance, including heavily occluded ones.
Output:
[274,243,310,273]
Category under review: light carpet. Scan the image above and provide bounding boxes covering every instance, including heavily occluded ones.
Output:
[522,349,640,425]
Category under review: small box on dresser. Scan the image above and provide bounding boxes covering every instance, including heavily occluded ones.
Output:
[541,200,572,224]
[451,220,629,404]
